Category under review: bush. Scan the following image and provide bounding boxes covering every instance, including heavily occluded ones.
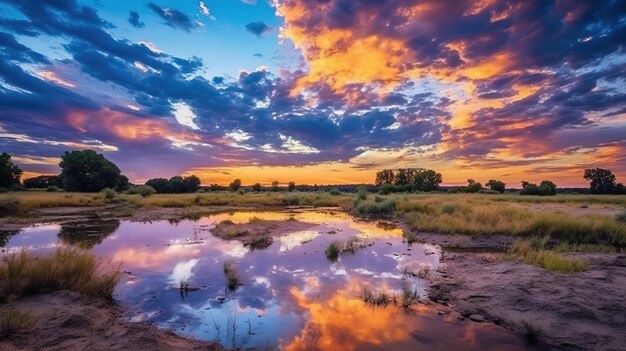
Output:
[46,186,59,192]
[378,183,396,195]
[127,185,156,197]
[329,188,341,196]
[355,199,396,214]
[616,210,626,223]
[101,187,116,200]
[325,241,341,262]
[0,197,21,217]
[282,195,300,206]
[0,307,32,340]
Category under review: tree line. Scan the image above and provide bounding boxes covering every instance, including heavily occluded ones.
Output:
[1,150,625,195]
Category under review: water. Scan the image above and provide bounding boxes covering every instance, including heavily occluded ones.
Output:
[2,210,532,350]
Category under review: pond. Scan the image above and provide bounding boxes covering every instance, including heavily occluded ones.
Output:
[2,210,532,350]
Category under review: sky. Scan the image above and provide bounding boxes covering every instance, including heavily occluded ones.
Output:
[0,0,625,187]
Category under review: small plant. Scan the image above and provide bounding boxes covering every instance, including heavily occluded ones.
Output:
[616,210,626,223]
[517,320,542,344]
[0,197,21,217]
[329,188,341,196]
[325,241,342,262]
[441,202,457,214]
[354,199,396,214]
[245,235,273,250]
[0,306,32,340]
[101,187,116,200]
[361,287,394,307]
[400,285,419,308]
[282,195,300,206]
[223,261,242,290]
[248,216,264,224]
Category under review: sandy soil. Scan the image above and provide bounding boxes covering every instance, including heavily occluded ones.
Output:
[0,291,225,351]
[429,250,626,351]
[210,219,317,248]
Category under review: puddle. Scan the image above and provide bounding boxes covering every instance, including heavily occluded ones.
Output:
[2,210,533,350]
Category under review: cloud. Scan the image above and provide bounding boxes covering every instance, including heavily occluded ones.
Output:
[245,21,271,37]
[128,11,144,28]
[198,1,215,20]
[147,2,196,32]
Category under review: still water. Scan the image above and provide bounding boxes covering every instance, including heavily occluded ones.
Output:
[2,210,532,350]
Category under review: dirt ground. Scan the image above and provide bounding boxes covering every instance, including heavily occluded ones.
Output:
[524,203,624,218]
[210,218,317,247]
[429,250,626,351]
[0,291,225,351]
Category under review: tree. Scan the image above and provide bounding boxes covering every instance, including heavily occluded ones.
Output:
[375,169,394,186]
[486,179,506,193]
[464,179,482,193]
[183,175,200,193]
[23,175,62,189]
[288,181,296,192]
[252,183,262,192]
[146,178,170,193]
[414,168,442,191]
[229,179,241,191]
[59,150,126,192]
[271,180,279,192]
[395,168,412,186]
[538,180,557,196]
[0,152,22,188]
[168,176,187,193]
[583,168,616,194]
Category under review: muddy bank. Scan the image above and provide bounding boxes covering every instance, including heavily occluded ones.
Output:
[210,218,317,248]
[429,250,626,351]
[0,291,225,351]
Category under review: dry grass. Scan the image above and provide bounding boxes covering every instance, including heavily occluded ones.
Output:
[0,248,121,301]
[504,240,587,273]
[0,192,106,212]
[0,306,32,340]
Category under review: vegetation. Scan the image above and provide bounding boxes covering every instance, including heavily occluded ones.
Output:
[0,249,121,302]
[288,181,296,192]
[584,168,625,194]
[223,261,242,290]
[252,183,262,192]
[22,175,61,189]
[361,287,394,307]
[145,175,201,194]
[59,150,128,192]
[324,241,342,262]
[0,306,32,340]
[617,210,626,223]
[519,180,557,196]
[374,168,443,192]
[127,185,156,197]
[229,179,242,192]
[0,153,22,189]
[517,320,543,344]
[486,179,506,193]
[504,240,586,272]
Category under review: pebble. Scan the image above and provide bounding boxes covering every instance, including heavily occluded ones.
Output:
[469,314,486,323]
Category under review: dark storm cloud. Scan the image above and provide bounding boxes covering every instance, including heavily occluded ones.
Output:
[147,2,196,32]
[245,21,271,36]
[128,11,144,28]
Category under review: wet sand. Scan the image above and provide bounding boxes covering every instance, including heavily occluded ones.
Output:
[429,250,626,351]
[0,291,225,351]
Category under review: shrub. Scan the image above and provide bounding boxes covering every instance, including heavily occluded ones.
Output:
[127,185,156,197]
[0,197,21,217]
[615,210,626,223]
[355,199,396,214]
[329,188,341,196]
[101,187,116,200]
[378,183,396,195]
[282,195,300,206]
[46,186,59,192]
[441,202,457,214]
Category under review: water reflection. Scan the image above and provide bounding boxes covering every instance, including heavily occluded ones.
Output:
[1,211,532,350]
[58,219,120,248]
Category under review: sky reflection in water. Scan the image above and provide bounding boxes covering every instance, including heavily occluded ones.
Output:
[3,211,531,350]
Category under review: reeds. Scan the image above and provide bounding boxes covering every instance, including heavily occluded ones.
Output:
[0,248,121,302]
[223,261,242,290]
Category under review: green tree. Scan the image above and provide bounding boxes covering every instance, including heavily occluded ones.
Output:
[486,179,506,193]
[59,150,126,192]
[183,175,201,193]
[464,179,482,193]
[145,178,170,193]
[288,181,296,192]
[168,176,187,193]
[375,169,395,186]
[0,152,22,188]
[271,180,279,192]
[252,183,262,192]
[538,180,557,196]
[583,168,616,194]
[414,168,442,191]
[230,179,242,191]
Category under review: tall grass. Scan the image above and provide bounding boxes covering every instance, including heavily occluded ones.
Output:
[0,306,32,340]
[504,240,586,273]
[325,241,342,262]
[223,261,242,290]
[0,249,121,301]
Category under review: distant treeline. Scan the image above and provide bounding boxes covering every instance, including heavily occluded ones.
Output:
[1,150,625,195]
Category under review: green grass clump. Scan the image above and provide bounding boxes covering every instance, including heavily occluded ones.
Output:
[505,240,586,273]
[281,195,300,206]
[0,306,32,340]
[325,241,342,262]
[223,261,242,290]
[0,249,120,302]
[329,188,341,196]
[354,199,396,214]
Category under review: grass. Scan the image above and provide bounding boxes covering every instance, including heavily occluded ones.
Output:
[354,199,396,214]
[223,261,242,290]
[504,240,587,272]
[517,320,542,344]
[0,306,32,340]
[0,248,121,302]
[324,241,342,262]
[361,287,395,307]
[399,285,419,309]
[616,210,626,223]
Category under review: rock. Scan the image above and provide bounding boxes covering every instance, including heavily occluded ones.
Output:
[469,314,486,323]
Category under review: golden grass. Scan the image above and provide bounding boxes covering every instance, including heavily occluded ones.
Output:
[0,192,106,213]
[504,240,587,273]
[0,306,32,340]
[0,249,120,302]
